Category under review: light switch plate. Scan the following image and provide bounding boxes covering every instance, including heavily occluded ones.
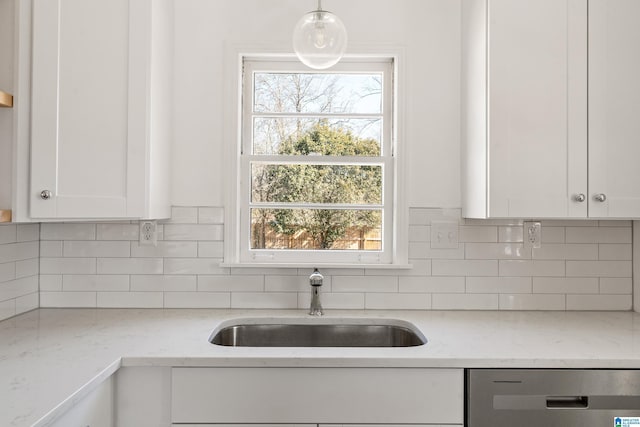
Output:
[431,221,459,249]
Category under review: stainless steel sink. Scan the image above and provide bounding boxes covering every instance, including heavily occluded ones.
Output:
[209,319,427,347]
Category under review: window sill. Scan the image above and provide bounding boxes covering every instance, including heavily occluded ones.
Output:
[220,262,413,270]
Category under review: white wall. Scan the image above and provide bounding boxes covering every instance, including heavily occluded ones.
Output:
[171,0,462,209]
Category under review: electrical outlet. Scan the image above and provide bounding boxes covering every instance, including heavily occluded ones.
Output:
[139,220,157,246]
[524,221,541,251]
[431,221,459,249]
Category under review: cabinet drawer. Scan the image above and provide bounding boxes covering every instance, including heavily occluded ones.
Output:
[171,367,463,424]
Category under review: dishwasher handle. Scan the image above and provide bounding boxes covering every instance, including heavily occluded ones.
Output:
[546,396,589,409]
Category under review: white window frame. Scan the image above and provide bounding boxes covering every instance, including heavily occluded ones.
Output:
[223,48,408,268]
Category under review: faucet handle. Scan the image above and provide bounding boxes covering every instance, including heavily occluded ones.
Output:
[309,268,323,286]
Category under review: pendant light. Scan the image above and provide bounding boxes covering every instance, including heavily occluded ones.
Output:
[292,0,348,70]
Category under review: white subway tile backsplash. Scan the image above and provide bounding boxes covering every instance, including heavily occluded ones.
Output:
[40,275,63,291]
[15,292,38,316]
[499,294,566,310]
[97,292,163,308]
[498,226,524,243]
[399,276,465,293]
[15,259,39,278]
[231,292,298,309]
[433,260,498,277]
[0,225,17,244]
[499,260,565,277]
[566,294,632,311]
[41,258,96,274]
[409,242,465,260]
[0,299,15,321]
[368,259,432,276]
[264,275,318,292]
[365,293,431,310]
[164,258,227,275]
[63,275,130,292]
[0,276,38,302]
[96,224,139,241]
[130,241,197,258]
[0,242,39,263]
[539,227,566,244]
[197,241,224,258]
[533,277,599,294]
[41,223,96,240]
[0,205,630,315]
[460,226,498,243]
[566,227,632,244]
[566,261,632,278]
[40,241,63,257]
[200,275,264,292]
[465,277,532,294]
[164,292,230,308]
[0,262,16,283]
[41,291,97,307]
[408,225,431,242]
[433,293,499,310]
[600,278,633,295]
[465,243,528,260]
[332,276,398,293]
[298,292,365,310]
[64,241,131,258]
[97,258,163,275]
[17,224,40,242]
[198,207,224,224]
[532,244,598,260]
[163,224,223,241]
[599,244,632,261]
[131,275,197,292]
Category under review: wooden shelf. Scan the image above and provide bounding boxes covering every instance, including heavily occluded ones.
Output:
[0,210,11,223]
[0,90,13,108]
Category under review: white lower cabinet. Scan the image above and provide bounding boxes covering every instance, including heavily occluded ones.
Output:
[170,367,464,426]
[49,376,114,427]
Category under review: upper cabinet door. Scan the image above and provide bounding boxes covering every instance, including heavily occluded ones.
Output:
[486,0,588,218]
[462,0,588,219]
[30,0,170,219]
[588,0,640,218]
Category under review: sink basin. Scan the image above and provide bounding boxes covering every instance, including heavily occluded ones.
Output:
[209,318,427,347]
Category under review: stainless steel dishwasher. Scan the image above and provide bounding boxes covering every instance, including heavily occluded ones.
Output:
[467,369,640,427]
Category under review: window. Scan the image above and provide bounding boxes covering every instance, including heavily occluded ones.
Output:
[236,57,400,265]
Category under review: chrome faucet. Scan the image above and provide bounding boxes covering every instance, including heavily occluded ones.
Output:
[309,268,324,316]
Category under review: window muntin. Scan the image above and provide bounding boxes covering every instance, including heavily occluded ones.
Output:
[240,59,393,264]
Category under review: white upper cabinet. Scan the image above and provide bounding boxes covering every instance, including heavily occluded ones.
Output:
[462,0,640,219]
[588,0,640,218]
[30,0,171,219]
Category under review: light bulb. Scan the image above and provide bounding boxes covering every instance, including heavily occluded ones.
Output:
[313,20,327,49]
[292,4,347,70]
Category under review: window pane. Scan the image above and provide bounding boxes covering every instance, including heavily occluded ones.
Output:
[250,208,382,250]
[253,118,382,155]
[254,73,382,114]
[251,164,382,204]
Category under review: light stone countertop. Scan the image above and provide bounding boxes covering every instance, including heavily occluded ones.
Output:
[3,308,640,426]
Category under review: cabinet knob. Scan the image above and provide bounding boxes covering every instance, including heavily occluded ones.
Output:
[594,193,607,202]
[40,190,52,200]
[574,193,586,202]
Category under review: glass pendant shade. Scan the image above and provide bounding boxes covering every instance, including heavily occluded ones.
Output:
[292,1,347,70]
